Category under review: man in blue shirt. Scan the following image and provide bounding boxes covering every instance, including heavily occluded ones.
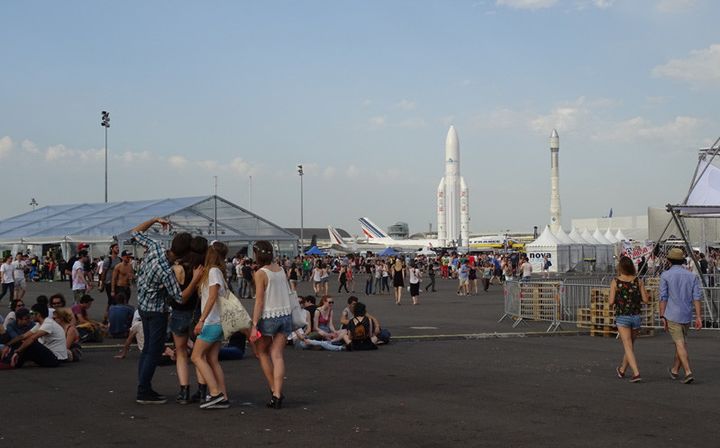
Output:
[659,248,703,384]
[131,217,203,404]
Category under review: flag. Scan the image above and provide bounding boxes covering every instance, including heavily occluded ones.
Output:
[608,208,613,218]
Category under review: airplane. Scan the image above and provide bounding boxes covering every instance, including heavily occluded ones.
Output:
[327,226,386,253]
[358,217,442,250]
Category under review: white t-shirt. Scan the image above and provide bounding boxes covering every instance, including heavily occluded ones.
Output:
[1,263,14,284]
[409,268,420,284]
[34,318,68,360]
[199,267,226,326]
[522,262,533,277]
[72,260,86,290]
[13,260,26,281]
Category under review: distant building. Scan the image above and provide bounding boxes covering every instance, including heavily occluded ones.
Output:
[570,216,648,241]
[387,222,409,239]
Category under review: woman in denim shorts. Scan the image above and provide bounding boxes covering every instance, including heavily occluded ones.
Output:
[251,241,293,409]
[609,256,649,383]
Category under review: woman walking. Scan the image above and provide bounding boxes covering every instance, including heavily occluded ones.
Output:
[191,241,230,409]
[251,241,293,409]
[608,256,649,383]
[408,262,421,305]
[337,265,349,293]
[392,259,405,305]
[287,263,299,292]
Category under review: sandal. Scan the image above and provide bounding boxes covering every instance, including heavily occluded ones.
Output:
[668,368,679,380]
[615,366,625,379]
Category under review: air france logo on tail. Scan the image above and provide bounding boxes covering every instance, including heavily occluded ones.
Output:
[327,227,346,246]
[358,218,388,240]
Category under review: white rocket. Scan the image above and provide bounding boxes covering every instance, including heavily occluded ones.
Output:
[437,125,469,247]
[549,129,561,232]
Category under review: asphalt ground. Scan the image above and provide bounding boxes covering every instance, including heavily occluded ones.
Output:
[3,277,719,447]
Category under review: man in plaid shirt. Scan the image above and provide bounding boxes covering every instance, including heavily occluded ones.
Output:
[132,217,203,404]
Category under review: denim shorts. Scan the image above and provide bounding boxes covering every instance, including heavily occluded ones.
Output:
[615,314,642,329]
[257,314,293,337]
[169,309,194,337]
[197,323,224,343]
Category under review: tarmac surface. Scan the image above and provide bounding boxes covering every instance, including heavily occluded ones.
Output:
[3,276,719,447]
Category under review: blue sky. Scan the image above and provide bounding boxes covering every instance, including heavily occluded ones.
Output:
[1,0,719,237]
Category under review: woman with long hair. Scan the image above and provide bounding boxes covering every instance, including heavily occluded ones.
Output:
[287,263,299,292]
[608,256,649,383]
[170,236,206,404]
[190,241,230,409]
[251,240,293,409]
[408,262,421,306]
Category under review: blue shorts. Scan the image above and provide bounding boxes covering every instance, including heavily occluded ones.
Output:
[169,309,194,337]
[197,323,224,343]
[615,314,642,329]
[257,314,292,337]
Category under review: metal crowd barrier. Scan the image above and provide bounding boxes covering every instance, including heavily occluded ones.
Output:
[502,276,719,333]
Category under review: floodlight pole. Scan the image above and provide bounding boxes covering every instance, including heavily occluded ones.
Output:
[298,165,304,254]
[101,111,110,203]
[213,176,218,237]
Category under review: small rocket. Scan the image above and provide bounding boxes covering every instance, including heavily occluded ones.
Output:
[549,129,561,232]
[437,126,469,247]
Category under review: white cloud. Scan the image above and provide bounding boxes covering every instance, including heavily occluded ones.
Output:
[652,44,720,86]
[496,0,557,9]
[229,157,252,175]
[396,99,417,111]
[529,97,590,133]
[591,0,613,8]
[45,144,72,161]
[323,166,336,179]
[21,139,39,154]
[593,116,704,143]
[369,116,387,128]
[397,117,427,129]
[115,151,151,163]
[0,136,13,159]
[168,155,188,169]
[656,0,696,13]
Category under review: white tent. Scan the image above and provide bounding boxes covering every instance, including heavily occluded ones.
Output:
[569,227,596,263]
[582,229,610,270]
[554,227,582,269]
[604,229,619,244]
[526,225,570,273]
[615,229,629,242]
[593,228,612,245]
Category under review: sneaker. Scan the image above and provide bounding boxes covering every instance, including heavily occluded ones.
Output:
[616,367,625,379]
[205,399,230,409]
[630,374,642,383]
[200,393,226,409]
[136,393,168,405]
[668,369,680,380]
[682,374,694,384]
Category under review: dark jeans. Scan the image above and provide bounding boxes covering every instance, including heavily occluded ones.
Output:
[365,277,373,295]
[16,341,59,368]
[381,277,390,292]
[0,282,14,303]
[137,310,169,397]
[338,279,349,293]
[425,276,436,291]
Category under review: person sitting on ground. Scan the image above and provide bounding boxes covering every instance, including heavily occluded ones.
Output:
[4,299,26,328]
[4,307,34,340]
[219,331,248,361]
[107,293,135,338]
[342,302,377,351]
[291,297,345,351]
[314,295,338,340]
[115,309,176,364]
[1,303,68,368]
[53,308,82,362]
[49,293,75,325]
[72,294,105,342]
[366,311,391,345]
[339,296,359,329]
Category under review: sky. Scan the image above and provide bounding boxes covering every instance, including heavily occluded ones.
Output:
[1,0,719,239]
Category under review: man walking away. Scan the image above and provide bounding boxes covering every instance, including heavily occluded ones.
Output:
[660,248,703,384]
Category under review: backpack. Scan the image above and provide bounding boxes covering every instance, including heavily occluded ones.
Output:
[350,317,368,341]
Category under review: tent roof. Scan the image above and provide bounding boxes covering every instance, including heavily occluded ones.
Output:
[604,229,618,243]
[553,227,575,244]
[581,229,601,244]
[615,229,629,241]
[0,195,297,244]
[568,227,591,244]
[527,225,562,248]
[592,228,612,244]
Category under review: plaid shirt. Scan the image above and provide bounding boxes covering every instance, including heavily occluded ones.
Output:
[132,231,183,313]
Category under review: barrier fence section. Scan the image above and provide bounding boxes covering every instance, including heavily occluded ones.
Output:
[502,277,719,333]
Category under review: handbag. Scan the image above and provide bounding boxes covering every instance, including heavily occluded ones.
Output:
[289,290,306,330]
[219,279,252,339]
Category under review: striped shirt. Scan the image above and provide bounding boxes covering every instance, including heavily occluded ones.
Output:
[132,231,183,313]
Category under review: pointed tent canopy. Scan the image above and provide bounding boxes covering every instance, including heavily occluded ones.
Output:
[569,227,592,244]
[593,228,612,245]
[615,229,629,242]
[0,195,297,245]
[527,226,569,273]
[581,229,601,244]
[604,229,619,244]
[378,247,398,257]
[305,246,326,256]
[529,225,562,246]
[553,227,575,244]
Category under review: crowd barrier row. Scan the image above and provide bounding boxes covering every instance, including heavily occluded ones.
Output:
[500,277,720,334]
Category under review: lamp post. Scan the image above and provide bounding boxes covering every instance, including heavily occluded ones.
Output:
[101,111,110,203]
[297,165,304,254]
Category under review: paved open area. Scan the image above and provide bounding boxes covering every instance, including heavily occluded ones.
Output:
[3,278,719,447]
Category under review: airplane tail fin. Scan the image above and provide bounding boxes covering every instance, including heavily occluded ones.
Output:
[359,217,392,240]
[327,226,347,247]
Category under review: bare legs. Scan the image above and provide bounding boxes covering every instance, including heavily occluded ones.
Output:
[190,339,225,398]
[394,286,402,305]
[256,333,288,399]
[670,340,693,377]
[617,327,639,376]
[173,334,191,387]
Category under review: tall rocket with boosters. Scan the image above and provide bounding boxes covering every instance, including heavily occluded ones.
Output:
[549,129,561,232]
[437,125,469,247]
